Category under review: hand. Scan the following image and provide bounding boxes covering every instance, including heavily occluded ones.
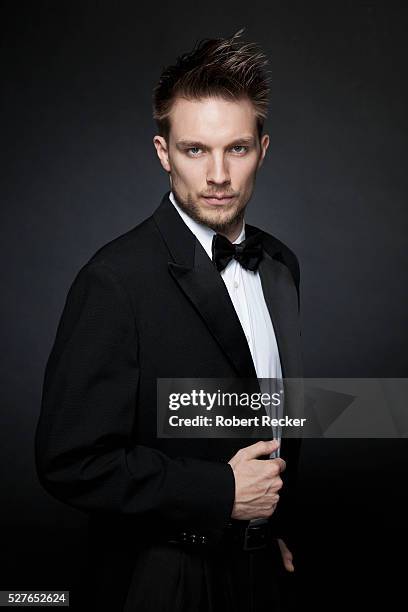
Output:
[277,538,294,572]
[228,440,286,521]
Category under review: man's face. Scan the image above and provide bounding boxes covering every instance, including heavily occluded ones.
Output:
[153,96,269,237]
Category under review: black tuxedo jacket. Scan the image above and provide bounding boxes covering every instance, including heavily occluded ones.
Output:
[35,191,303,607]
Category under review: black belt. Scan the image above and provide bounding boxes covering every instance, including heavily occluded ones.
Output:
[166,519,269,552]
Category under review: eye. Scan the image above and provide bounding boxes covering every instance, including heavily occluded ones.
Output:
[187,147,203,156]
[231,145,248,154]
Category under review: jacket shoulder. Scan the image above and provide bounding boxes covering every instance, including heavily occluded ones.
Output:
[72,214,160,286]
[88,216,154,265]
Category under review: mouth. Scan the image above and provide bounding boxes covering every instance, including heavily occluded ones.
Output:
[201,195,236,206]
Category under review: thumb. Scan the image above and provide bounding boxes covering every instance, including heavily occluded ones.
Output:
[244,439,280,460]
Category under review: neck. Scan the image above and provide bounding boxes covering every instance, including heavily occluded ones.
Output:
[216,219,244,242]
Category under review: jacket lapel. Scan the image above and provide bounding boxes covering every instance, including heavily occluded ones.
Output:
[152,191,302,381]
[153,192,257,379]
[257,248,303,379]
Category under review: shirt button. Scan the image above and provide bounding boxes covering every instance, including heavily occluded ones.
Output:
[233,280,239,289]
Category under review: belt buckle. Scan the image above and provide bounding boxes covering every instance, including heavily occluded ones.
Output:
[243,523,267,551]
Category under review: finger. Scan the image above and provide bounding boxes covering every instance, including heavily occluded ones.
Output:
[277,538,290,555]
[277,539,295,572]
[267,457,286,474]
[243,439,280,460]
[283,556,295,572]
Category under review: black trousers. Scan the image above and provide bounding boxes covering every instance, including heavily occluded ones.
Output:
[120,537,297,612]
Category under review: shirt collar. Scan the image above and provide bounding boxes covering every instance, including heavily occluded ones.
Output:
[169,190,246,260]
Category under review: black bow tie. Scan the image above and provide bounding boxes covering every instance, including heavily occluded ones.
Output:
[212,231,264,272]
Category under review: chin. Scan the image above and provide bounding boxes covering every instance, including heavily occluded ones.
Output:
[199,206,235,221]
[200,209,242,232]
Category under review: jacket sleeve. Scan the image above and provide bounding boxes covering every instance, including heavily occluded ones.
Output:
[35,261,235,531]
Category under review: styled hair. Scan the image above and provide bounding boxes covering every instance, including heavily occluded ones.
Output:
[152,28,270,142]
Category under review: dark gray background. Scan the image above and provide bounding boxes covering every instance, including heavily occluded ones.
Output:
[1,1,407,608]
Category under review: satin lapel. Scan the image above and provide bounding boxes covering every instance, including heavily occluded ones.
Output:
[153,193,258,379]
[258,250,303,379]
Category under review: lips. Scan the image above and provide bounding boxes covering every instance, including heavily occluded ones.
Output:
[202,195,235,205]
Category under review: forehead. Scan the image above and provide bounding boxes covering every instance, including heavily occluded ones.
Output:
[168,96,258,144]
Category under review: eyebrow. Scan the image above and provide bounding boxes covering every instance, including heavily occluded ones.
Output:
[176,136,256,149]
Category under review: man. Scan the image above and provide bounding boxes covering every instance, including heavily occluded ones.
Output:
[35,28,303,611]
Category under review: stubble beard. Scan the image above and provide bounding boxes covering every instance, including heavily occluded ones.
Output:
[172,188,247,235]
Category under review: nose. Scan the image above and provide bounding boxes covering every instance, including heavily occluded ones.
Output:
[206,153,231,187]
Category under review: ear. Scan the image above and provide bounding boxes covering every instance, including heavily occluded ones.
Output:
[257,134,270,169]
[153,135,171,172]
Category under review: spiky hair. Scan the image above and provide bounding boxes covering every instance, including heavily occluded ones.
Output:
[152,28,271,141]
